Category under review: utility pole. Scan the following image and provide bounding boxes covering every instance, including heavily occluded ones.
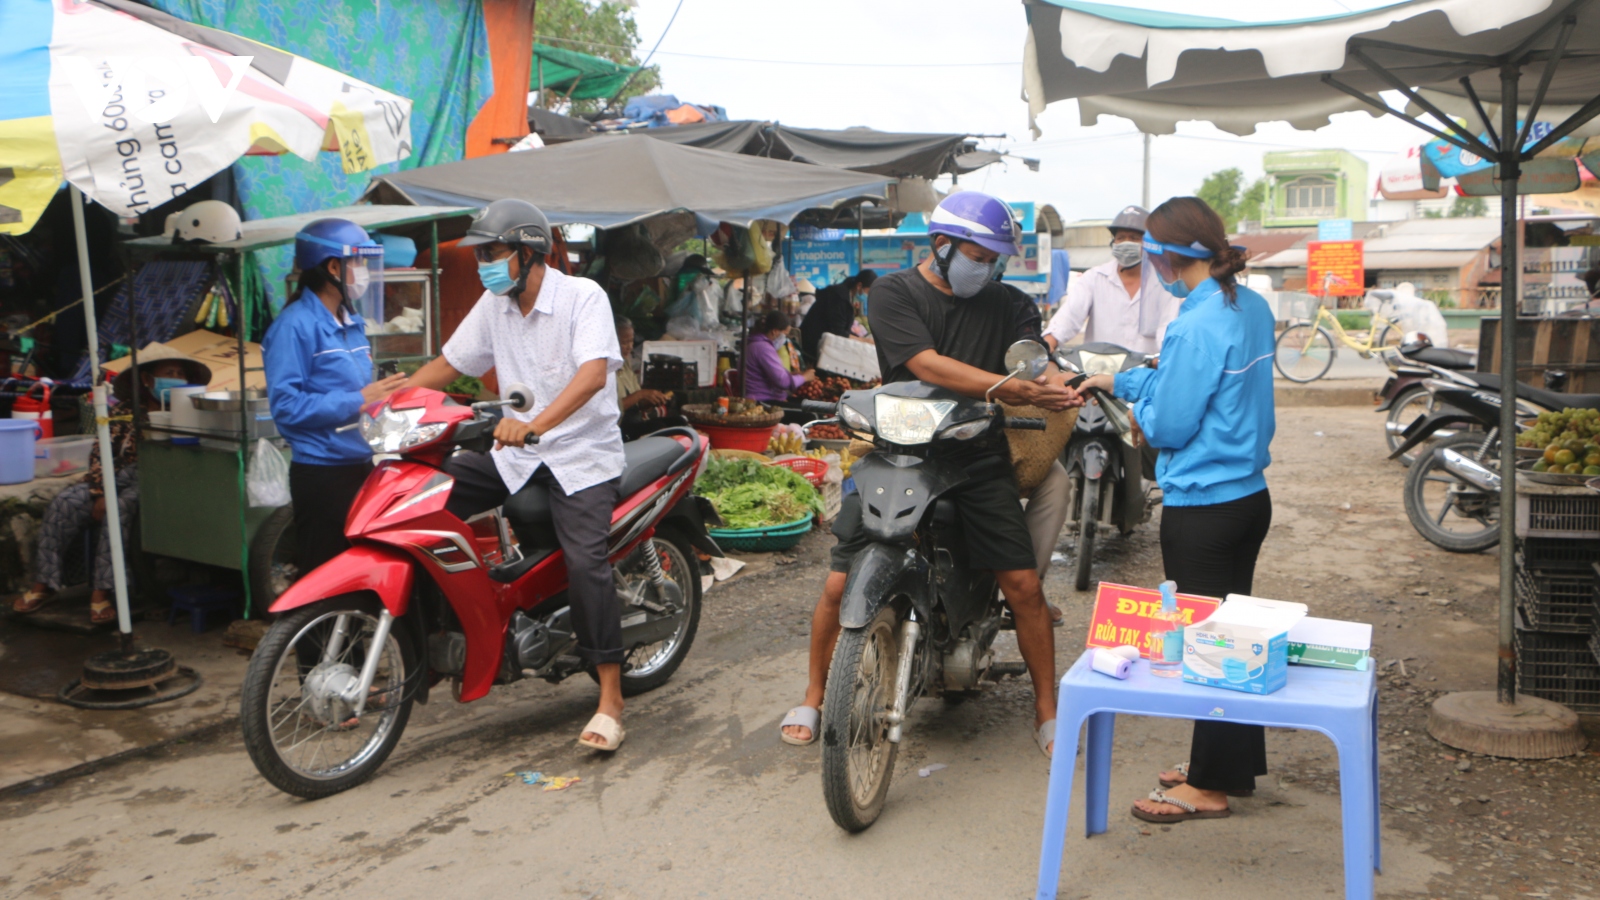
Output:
[1142,134,1152,208]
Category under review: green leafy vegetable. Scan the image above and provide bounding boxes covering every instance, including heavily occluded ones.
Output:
[694,457,823,529]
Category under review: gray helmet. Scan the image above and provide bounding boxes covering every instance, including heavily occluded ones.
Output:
[461,199,552,254]
[1110,205,1148,234]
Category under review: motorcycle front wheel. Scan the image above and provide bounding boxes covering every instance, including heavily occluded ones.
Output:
[1274,324,1336,383]
[1073,477,1098,592]
[821,605,901,832]
[240,596,415,799]
[1403,432,1501,553]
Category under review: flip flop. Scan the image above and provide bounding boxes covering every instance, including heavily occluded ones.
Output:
[1131,789,1232,824]
[1036,719,1056,759]
[779,706,820,746]
[12,590,50,614]
[1047,603,1065,628]
[577,713,625,752]
[1158,761,1253,797]
[89,603,116,625]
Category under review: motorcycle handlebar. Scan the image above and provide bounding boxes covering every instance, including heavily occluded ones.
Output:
[801,399,837,414]
[1005,416,1048,431]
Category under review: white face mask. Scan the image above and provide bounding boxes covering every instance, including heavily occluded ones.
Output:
[1111,240,1143,269]
[345,263,372,299]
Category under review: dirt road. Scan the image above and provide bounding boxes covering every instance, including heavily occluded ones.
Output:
[2,407,1596,899]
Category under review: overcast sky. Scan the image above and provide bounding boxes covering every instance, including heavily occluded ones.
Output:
[630,0,1439,221]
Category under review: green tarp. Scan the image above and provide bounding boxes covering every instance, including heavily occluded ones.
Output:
[531,42,638,101]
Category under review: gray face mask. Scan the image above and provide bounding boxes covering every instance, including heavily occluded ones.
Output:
[938,243,1002,299]
[1111,240,1143,269]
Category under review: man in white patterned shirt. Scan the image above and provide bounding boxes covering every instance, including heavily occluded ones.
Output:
[405,200,630,753]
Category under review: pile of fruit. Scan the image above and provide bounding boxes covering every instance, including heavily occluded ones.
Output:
[1517,408,1600,475]
[800,446,855,477]
[794,376,878,402]
[808,423,849,440]
[683,399,781,427]
[768,423,807,456]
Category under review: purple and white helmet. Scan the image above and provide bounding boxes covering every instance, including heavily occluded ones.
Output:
[928,191,1021,257]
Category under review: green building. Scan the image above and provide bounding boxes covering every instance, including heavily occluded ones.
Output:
[1262,149,1369,228]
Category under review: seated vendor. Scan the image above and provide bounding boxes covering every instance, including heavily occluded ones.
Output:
[743,310,816,404]
[13,346,210,624]
[614,316,684,441]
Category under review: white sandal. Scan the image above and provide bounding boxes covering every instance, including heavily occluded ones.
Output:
[577,713,625,752]
[1036,719,1056,759]
[779,706,820,746]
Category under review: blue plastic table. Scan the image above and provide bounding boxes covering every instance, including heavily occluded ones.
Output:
[1036,651,1379,900]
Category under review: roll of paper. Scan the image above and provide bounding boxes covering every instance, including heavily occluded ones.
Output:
[1091,648,1131,679]
[1108,645,1141,661]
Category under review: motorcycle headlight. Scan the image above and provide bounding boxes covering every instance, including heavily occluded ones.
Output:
[838,403,873,434]
[1079,351,1127,377]
[362,406,444,454]
[938,417,991,441]
[873,395,955,445]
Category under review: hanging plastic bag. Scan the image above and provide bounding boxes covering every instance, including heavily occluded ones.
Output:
[765,258,797,300]
[247,439,292,508]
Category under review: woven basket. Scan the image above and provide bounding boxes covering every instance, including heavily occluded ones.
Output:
[682,403,784,428]
[1003,404,1078,496]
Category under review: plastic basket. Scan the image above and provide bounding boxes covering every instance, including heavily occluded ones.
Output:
[709,513,814,552]
[1514,552,1597,633]
[1515,490,1600,540]
[1514,612,1600,713]
[769,456,827,488]
[698,423,777,453]
[1517,537,1600,571]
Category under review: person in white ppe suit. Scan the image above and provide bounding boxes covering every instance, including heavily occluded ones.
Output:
[1044,205,1180,355]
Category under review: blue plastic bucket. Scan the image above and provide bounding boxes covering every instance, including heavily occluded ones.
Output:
[0,419,42,484]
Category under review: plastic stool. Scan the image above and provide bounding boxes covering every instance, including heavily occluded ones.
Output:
[166,585,240,634]
[1036,651,1380,900]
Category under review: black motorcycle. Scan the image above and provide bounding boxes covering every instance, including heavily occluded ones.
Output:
[1390,373,1600,551]
[1053,342,1158,590]
[801,341,1050,832]
[1376,339,1477,466]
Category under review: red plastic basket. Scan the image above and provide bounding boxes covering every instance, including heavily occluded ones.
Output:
[769,456,827,487]
[699,423,775,453]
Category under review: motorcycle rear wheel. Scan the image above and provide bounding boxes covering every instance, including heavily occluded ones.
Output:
[1073,478,1098,592]
[594,532,702,697]
[1385,385,1434,467]
[1403,432,1501,553]
[821,605,901,832]
[240,596,415,799]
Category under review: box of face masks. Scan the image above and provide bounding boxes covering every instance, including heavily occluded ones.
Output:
[1287,617,1373,671]
[1182,595,1309,695]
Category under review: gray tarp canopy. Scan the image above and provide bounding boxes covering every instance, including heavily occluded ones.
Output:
[538,120,996,180]
[362,134,890,231]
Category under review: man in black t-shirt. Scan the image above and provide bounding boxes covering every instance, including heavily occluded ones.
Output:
[778,192,1079,759]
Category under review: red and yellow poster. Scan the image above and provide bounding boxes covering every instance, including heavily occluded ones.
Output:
[1085,582,1222,659]
[1306,240,1365,296]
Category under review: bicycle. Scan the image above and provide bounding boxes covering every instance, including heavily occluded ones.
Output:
[1273,299,1403,383]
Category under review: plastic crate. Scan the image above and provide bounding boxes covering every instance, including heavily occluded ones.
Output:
[1515,488,1600,540]
[709,513,814,552]
[1517,537,1600,571]
[1514,612,1600,714]
[1514,552,1598,633]
[768,456,827,488]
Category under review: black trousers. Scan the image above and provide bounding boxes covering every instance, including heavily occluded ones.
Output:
[289,460,373,575]
[443,451,624,666]
[1160,488,1273,794]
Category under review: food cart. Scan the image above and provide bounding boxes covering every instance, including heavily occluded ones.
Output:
[118,205,473,613]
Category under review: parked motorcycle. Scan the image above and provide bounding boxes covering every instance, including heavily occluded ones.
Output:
[1390,374,1600,552]
[1376,335,1477,465]
[801,342,1050,832]
[1052,342,1159,590]
[240,385,719,798]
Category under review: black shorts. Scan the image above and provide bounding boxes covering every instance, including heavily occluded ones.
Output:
[828,454,1035,574]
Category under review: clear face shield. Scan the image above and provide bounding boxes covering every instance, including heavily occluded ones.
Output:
[336,246,385,323]
[1141,235,1214,286]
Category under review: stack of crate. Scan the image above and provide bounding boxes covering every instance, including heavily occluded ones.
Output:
[1513,485,1600,713]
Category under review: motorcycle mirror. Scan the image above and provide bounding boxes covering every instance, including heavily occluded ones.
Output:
[1004,340,1050,380]
[503,383,535,414]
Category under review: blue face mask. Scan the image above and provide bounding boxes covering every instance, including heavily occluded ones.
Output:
[152,377,186,406]
[1156,271,1192,299]
[477,257,517,296]
[771,334,788,349]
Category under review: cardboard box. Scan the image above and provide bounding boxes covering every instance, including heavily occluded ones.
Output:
[1182,595,1308,695]
[102,330,265,392]
[1287,617,1373,671]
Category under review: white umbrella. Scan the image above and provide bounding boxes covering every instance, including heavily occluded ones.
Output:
[1,0,414,636]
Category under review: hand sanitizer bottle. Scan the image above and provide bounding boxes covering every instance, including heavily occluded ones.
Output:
[1150,580,1185,678]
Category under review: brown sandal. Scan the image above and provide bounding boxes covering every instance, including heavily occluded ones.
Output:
[89,603,117,625]
[12,590,50,614]
[1131,789,1232,824]
[1158,762,1253,797]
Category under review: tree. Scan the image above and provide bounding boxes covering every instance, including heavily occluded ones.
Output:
[1449,195,1488,218]
[536,0,661,116]
[1195,167,1269,231]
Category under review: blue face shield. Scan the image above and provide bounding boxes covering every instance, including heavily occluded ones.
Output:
[1142,236,1217,299]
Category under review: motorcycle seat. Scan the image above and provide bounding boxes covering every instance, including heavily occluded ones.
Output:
[618,436,683,497]
[502,436,683,542]
[1448,372,1600,410]
[1406,346,1476,369]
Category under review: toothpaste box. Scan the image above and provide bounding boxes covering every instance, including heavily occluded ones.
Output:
[1182,595,1309,695]
[1287,617,1373,671]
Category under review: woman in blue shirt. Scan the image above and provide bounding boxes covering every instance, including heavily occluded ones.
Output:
[1078,196,1276,825]
[264,219,406,583]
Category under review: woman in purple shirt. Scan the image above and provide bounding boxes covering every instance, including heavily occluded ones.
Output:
[744,310,816,403]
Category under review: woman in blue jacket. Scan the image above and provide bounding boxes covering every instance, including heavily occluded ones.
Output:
[264,219,406,581]
[1078,197,1276,825]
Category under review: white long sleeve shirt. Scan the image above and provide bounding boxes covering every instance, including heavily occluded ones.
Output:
[1044,258,1181,355]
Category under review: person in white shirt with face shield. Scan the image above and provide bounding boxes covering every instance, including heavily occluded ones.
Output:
[1043,205,1181,356]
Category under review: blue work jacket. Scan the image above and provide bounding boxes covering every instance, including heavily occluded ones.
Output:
[263,290,373,466]
[1113,279,1276,507]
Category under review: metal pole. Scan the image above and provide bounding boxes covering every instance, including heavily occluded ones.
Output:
[70,186,133,635]
[856,203,865,279]
[1142,134,1152,209]
[1497,64,1521,706]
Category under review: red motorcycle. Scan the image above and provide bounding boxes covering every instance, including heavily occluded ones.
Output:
[240,385,719,798]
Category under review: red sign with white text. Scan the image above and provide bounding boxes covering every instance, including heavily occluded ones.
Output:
[1307,240,1365,296]
[1085,582,1222,659]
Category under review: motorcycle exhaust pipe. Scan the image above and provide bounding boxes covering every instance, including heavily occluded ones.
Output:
[1439,448,1501,492]
[1385,421,1457,440]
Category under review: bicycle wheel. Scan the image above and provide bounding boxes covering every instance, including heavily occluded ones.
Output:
[1274,324,1335,383]
[1376,324,1404,352]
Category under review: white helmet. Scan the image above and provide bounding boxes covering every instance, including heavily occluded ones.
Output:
[165,200,242,245]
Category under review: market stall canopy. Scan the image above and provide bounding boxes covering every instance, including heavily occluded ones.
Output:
[530,42,639,101]
[529,107,597,143]
[635,122,995,179]
[362,134,891,230]
[1022,0,1600,137]
[0,0,414,234]
[121,205,476,254]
